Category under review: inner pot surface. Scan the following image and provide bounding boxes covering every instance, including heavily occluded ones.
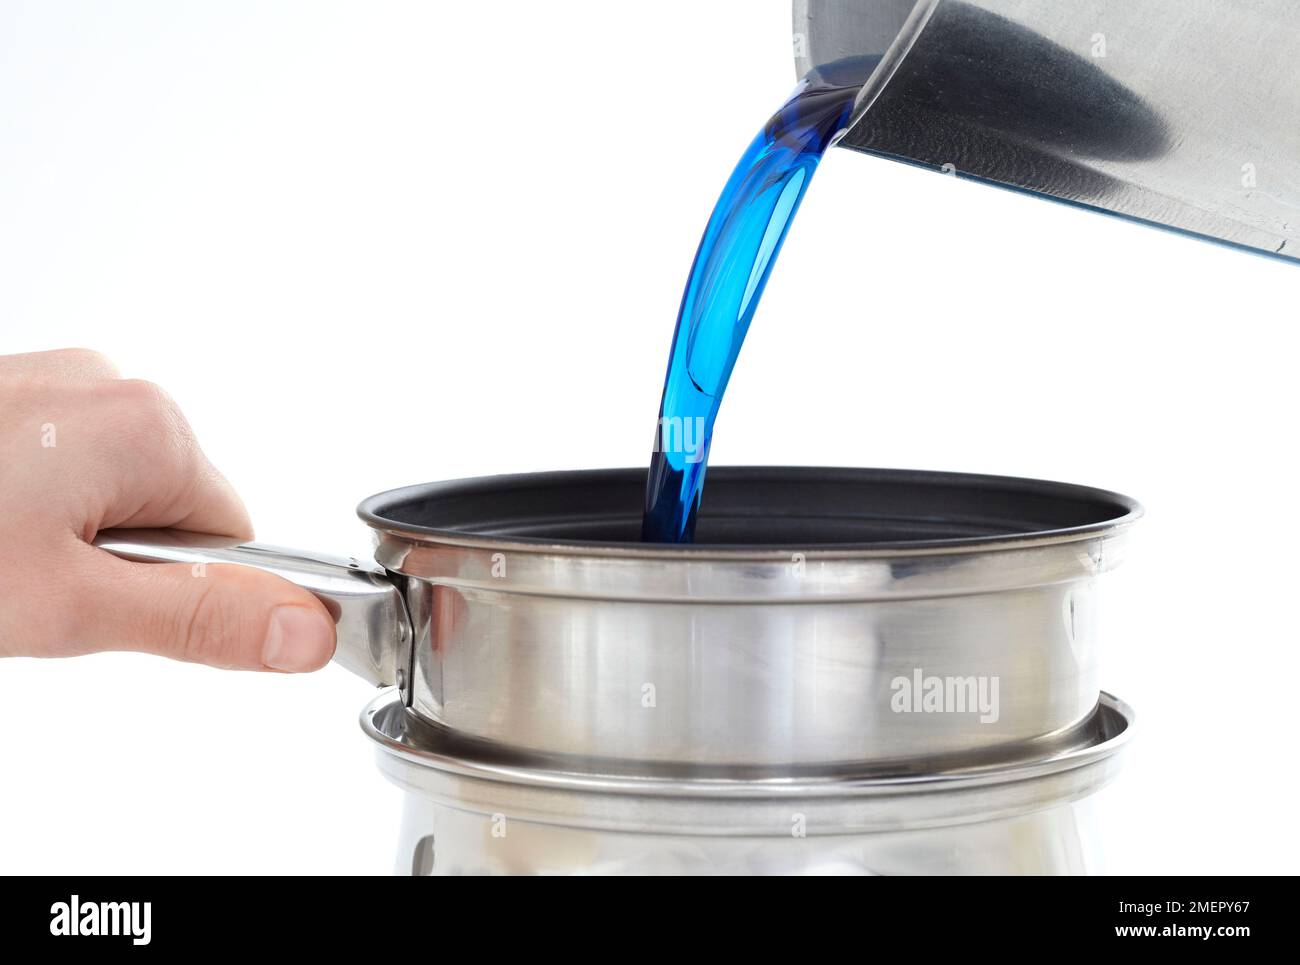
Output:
[359,466,1138,550]
[357,468,1140,768]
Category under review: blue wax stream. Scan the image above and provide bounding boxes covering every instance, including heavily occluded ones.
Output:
[641,78,859,543]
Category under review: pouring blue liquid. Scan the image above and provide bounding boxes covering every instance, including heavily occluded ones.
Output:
[641,76,860,543]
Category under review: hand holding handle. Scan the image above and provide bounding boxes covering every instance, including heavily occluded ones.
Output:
[94,530,411,687]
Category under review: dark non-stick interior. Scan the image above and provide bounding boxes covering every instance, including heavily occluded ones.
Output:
[357,467,1140,549]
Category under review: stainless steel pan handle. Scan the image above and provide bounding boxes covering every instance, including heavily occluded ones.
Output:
[93,529,411,687]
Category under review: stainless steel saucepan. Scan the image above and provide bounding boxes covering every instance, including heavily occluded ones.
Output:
[96,466,1140,769]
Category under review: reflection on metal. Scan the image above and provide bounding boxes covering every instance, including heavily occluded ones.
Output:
[410,834,437,877]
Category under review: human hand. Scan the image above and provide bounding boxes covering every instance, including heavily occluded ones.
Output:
[0,349,336,671]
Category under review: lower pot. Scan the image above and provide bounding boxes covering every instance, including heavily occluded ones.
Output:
[365,687,1135,875]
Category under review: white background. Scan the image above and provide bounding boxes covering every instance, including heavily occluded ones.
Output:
[1,0,1296,874]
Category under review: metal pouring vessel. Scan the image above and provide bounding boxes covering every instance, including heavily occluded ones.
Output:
[799,0,1300,261]
[98,467,1140,768]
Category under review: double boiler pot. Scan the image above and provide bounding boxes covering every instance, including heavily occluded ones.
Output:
[100,467,1141,874]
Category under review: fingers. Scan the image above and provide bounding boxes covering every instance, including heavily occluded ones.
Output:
[69,544,337,672]
[0,347,121,381]
[81,378,255,539]
[0,348,323,672]
[13,369,254,541]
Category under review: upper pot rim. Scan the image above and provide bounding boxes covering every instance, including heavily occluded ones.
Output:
[356,466,1142,560]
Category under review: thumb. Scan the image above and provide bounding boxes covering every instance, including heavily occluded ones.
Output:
[77,551,337,672]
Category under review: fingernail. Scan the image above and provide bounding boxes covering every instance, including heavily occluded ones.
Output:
[263,605,335,673]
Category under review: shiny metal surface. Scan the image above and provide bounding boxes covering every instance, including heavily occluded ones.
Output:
[394,801,1102,874]
[385,541,1119,766]
[364,468,1137,767]
[797,0,1300,261]
[97,467,1140,768]
[93,530,411,687]
[364,687,1133,874]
